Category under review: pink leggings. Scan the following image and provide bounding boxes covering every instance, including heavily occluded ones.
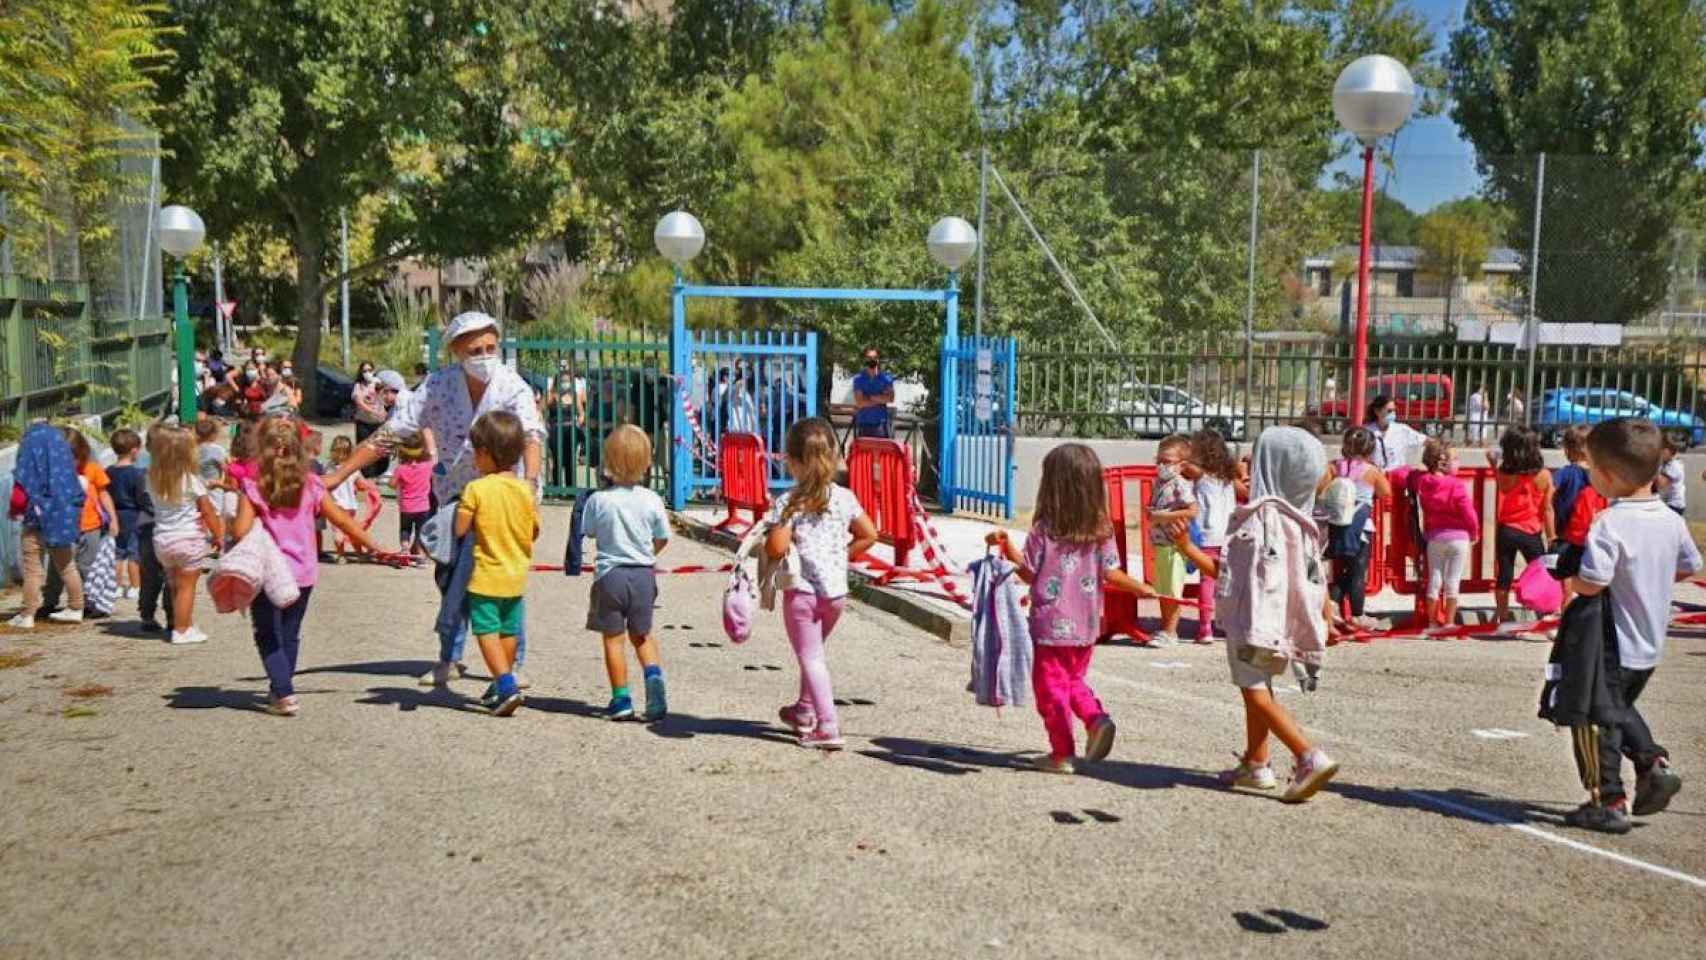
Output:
[782,590,846,735]
[1197,546,1222,637]
[1033,644,1105,760]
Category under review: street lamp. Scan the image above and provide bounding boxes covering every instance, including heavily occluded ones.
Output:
[158,205,205,423]
[927,216,978,346]
[1333,54,1415,425]
[654,210,705,271]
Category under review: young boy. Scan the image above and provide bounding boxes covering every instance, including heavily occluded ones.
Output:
[454,411,540,717]
[1550,426,1607,609]
[1655,430,1687,517]
[1565,418,1700,833]
[567,425,671,721]
[1148,434,1199,647]
[106,429,147,599]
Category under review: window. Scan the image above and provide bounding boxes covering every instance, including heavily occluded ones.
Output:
[1397,270,1415,297]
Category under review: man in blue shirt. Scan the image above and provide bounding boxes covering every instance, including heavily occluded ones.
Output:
[851,347,895,438]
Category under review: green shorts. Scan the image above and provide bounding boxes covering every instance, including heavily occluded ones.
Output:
[1151,544,1187,598]
[468,593,524,637]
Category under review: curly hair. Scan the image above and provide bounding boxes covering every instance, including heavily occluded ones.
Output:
[255,416,307,510]
[1190,429,1237,482]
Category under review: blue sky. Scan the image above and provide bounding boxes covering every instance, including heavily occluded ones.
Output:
[1321,0,1482,213]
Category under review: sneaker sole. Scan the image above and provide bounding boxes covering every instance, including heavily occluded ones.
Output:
[1632,773,1682,817]
[1084,720,1116,763]
[1282,759,1340,804]
[491,693,525,718]
[604,708,634,721]
[801,737,845,751]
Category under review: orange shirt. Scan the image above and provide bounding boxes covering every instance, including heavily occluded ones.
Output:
[78,462,110,533]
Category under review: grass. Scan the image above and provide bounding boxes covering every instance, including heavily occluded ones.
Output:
[0,651,44,670]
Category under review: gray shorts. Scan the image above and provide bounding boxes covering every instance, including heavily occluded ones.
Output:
[587,566,658,636]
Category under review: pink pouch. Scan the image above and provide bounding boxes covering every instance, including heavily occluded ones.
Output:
[1514,557,1563,615]
[723,568,756,644]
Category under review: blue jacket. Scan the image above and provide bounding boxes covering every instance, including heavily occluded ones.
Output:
[563,480,613,576]
[15,424,84,548]
[969,555,1033,708]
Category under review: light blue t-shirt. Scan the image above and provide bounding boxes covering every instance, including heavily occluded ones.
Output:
[582,484,671,579]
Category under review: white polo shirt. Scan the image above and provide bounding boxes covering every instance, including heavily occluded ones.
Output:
[1579,497,1702,670]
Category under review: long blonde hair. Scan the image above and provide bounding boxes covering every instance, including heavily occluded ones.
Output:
[255,416,307,509]
[147,425,198,504]
[779,418,838,522]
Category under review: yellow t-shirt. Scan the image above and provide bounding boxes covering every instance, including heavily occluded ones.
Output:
[458,474,539,598]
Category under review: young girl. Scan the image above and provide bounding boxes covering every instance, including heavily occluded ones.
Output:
[1409,439,1478,629]
[1188,429,1238,643]
[387,437,435,556]
[148,424,224,646]
[325,435,378,561]
[1169,426,1339,802]
[1321,428,1391,631]
[1489,427,1554,623]
[764,418,879,750]
[987,443,1155,774]
[1656,431,1687,517]
[231,416,389,716]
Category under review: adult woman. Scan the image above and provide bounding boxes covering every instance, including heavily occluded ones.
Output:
[351,361,388,476]
[544,360,586,489]
[325,312,544,687]
[1363,394,1422,472]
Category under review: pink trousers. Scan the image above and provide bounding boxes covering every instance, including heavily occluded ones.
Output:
[1197,546,1222,638]
[782,590,846,736]
[1032,644,1105,760]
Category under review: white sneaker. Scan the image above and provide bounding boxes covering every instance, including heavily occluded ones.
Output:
[1281,748,1340,803]
[7,614,35,630]
[124,587,141,600]
[1149,631,1178,648]
[47,609,84,624]
[169,627,208,645]
[1218,755,1278,790]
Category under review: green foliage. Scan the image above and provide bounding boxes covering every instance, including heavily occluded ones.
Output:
[1448,0,1706,324]
[1416,210,1492,283]
[1322,188,1420,246]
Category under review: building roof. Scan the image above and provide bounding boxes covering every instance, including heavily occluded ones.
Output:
[1303,244,1523,273]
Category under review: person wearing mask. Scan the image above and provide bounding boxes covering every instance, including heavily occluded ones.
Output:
[851,347,895,439]
[351,361,388,449]
[545,359,587,489]
[1363,394,1423,472]
[324,312,545,689]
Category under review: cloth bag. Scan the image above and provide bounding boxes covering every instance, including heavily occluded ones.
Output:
[1514,556,1563,615]
[208,526,301,613]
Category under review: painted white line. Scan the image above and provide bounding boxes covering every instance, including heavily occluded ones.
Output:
[1149,661,1191,670]
[1471,728,1530,740]
[1402,790,1706,891]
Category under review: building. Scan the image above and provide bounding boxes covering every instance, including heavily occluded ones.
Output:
[1302,244,1524,335]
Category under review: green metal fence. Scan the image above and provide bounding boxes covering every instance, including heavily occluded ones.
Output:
[0,274,175,427]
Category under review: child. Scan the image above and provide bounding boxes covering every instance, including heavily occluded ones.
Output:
[387,437,434,556]
[195,418,231,523]
[1148,434,1198,646]
[304,430,328,556]
[231,416,388,716]
[765,418,878,748]
[454,411,540,717]
[1551,426,1607,607]
[1187,429,1238,643]
[1409,439,1478,628]
[1563,418,1699,832]
[571,425,675,722]
[106,429,147,600]
[325,435,376,561]
[989,443,1153,773]
[1655,430,1687,517]
[148,424,224,646]
[1169,426,1339,802]
[7,423,85,629]
[1321,428,1390,631]
[136,422,174,634]
[41,429,119,621]
[1490,427,1555,623]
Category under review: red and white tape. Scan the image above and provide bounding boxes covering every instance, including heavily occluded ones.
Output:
[670,375,720,470]
[531,562,734,575]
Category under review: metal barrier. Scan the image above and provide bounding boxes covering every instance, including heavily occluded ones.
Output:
[846,438,916,569]
[713,432,770,534]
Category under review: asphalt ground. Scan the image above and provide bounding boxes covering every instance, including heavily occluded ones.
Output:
[2,500,1704,959]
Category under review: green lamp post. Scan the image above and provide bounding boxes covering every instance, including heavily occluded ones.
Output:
[158,204,206,423]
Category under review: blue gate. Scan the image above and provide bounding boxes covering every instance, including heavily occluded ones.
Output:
[940,336,1016,517]
[680,328,818,503]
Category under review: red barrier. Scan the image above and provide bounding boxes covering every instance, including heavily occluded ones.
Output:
[847,438,916,570]
[1384,465,1501,621]
[713,432,769,534]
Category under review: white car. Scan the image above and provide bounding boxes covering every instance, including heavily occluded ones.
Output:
[1105,382,1246,440]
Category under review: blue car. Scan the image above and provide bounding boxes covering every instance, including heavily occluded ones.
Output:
[1536,387,1706,447]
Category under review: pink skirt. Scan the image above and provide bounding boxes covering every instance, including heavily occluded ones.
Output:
[155,532,208,572]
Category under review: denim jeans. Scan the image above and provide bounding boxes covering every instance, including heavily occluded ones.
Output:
[433,523,526,667]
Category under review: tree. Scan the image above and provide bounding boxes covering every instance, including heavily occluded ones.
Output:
[1323,188,1420,247]
[1415,209,1493,327]
[155,0,567,397]
[1448,0,1706,324]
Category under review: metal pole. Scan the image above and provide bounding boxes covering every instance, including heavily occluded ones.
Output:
[340,207,351,368]
[669,268,689,511]
[1243,150,1261,440]
[212,243,227,354]
[174,265,195,423]
[941,272,960,513]
[975,147,988,339]
[1351,144,1376,427]
[1524,153,1546,427]
[988,165,1118,349]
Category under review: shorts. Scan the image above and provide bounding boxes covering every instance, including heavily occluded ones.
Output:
[114,526,140,562]
[1494,526,1545,590]
[586,565,658,636]
[155,532,208,572]
[399,510,430,547]
[1225,639,1276,690]
[1425,537,1472,600]
[468,593,524,636]
[1150,544,1186,598]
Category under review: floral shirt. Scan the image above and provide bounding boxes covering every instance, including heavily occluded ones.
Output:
[375,364,545,502]
[1023,528,1121,647]
[768,485,865,599]
[1149,474,1194,546]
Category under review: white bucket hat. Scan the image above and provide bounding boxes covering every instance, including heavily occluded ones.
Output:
[444,310,500,346]
[375,370,406,392]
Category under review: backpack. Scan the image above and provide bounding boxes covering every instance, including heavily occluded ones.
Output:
[1321,459,1365,560]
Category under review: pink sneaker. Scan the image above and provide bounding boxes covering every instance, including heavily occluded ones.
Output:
[778,703,817,735]
[799,729,844,751]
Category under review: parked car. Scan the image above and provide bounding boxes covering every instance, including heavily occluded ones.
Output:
[1536,387,1706,447]
[1309,373,1453,435]
[1103,382,1246,440]
[313,365,355,420]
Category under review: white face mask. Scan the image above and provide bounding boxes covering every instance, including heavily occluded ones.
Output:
[281,366,294,378]
[462,354,499,383]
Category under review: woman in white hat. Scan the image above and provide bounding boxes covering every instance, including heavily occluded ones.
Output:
[326,311,546,688]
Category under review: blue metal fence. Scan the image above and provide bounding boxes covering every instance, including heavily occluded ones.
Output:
[940,336,1016,518]
[682,328,818,500]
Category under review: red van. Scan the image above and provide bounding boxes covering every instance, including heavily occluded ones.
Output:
[1310,373,1454,433]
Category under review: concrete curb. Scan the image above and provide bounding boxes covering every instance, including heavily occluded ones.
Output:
[671,512,971,646]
